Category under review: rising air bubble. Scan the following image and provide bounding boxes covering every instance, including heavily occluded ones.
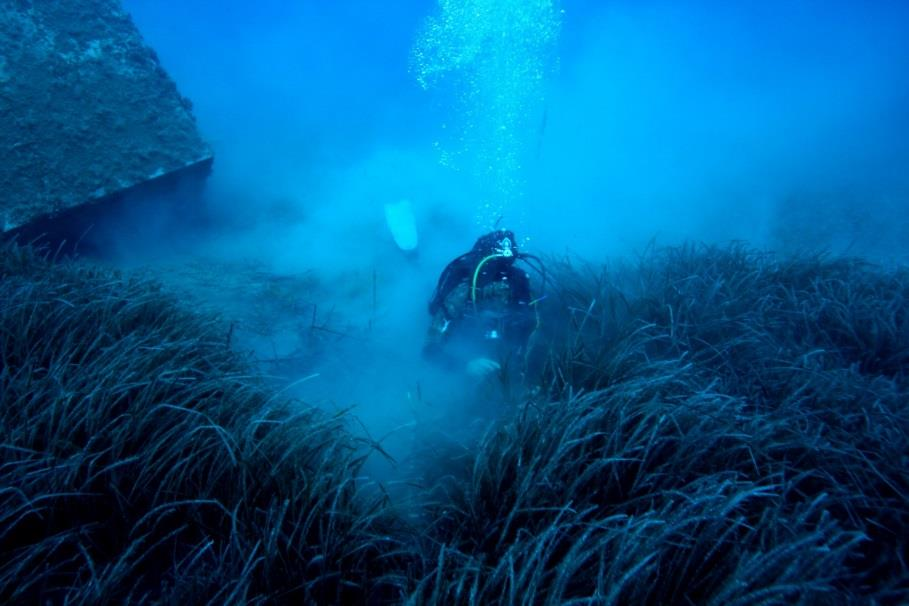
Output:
[412,0,562,230]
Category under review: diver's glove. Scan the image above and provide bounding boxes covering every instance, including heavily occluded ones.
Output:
[466,357,501,377]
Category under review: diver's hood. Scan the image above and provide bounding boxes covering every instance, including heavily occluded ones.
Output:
[472,229,517,260]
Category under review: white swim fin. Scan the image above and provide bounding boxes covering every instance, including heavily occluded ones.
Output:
[384,199,418,251]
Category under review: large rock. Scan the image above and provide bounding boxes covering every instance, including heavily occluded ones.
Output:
[0,0,212,233]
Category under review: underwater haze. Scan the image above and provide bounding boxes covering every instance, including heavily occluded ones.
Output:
[117,0,909,460]
[4,0,909,602]
[122,0,909,262]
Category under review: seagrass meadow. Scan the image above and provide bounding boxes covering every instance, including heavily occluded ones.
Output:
[2,240,907,604]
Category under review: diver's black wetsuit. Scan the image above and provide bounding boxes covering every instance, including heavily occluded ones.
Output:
[423,230,537,370]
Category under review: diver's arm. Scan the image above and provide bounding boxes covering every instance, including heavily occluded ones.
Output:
[422,308,461,369]
[422,310,448,357]
[429,257,471,314]
[510,268,532,304]
[508,269,537,347]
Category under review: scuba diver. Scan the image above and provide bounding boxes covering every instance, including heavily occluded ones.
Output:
[423,228,545,377]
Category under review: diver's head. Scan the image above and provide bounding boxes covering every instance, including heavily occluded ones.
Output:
[472,229,518,263]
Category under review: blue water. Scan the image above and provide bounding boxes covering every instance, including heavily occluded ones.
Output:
[110,0,909,452]
[123,0,909,264]
[4,4,906,601]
